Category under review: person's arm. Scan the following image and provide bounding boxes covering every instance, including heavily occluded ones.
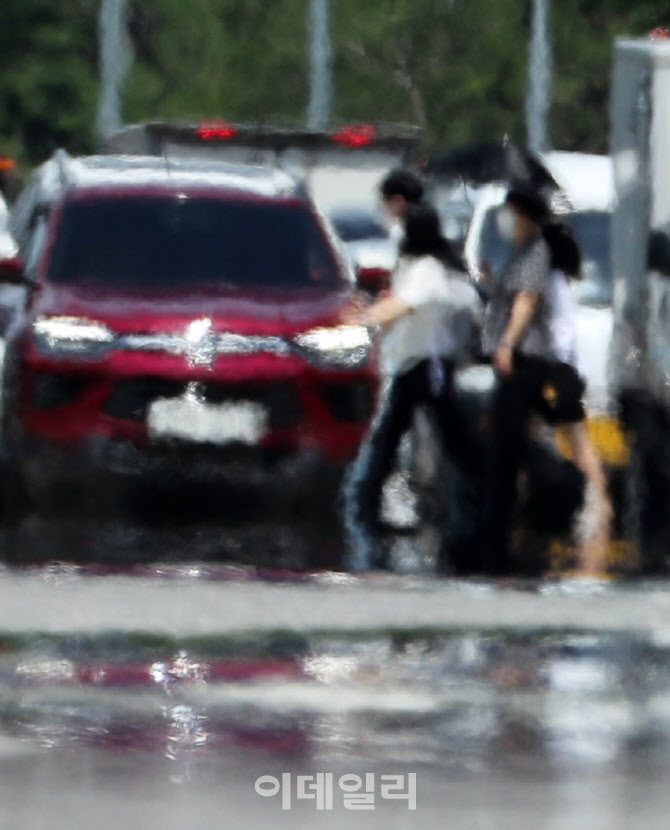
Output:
[493,290,538,376]
[353,258,433,329]
[363,294,413,328]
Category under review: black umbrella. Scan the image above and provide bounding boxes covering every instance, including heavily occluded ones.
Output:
[424,141,559,192]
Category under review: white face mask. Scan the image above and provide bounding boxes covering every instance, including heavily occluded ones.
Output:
[496,206,517,242]
[387,218,404,245]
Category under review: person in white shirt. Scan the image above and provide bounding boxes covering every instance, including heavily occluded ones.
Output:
[343,204,483,570]
[539,222,613,576]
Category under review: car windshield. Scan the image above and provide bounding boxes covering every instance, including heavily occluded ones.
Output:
[480,207,612,307]
[329,210,388,243]
[568,211,612,306]
[48,195,343,290]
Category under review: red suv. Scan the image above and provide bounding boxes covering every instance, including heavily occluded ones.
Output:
[0,154,377,524]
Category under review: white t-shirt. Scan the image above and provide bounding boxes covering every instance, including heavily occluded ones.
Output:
[379,255,482,376]
[549,268,578,366]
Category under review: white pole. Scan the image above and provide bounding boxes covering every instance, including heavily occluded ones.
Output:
[526,0,552,153]
[306,0,333,131]
[96,0,133,138]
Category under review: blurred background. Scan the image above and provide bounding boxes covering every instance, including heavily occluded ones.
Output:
[2,0,669,167]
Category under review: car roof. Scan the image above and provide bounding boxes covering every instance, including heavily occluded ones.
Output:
[540,152,615,213]
[33,151,301,202]
[465,153,615,223]
[9,151,306,253]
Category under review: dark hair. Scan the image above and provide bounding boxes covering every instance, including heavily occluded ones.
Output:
[543,222,582,279]
[380,168,425,204]
[505,184,550,226]
[400,203,465,271]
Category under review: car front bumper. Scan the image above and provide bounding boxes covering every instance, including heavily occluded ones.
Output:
[12,435,347,517]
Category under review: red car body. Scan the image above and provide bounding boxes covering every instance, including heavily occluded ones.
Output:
[2,158,378,509]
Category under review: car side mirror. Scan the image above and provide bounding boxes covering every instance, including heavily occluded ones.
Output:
[356,265,391,295]
[0,256,29,285]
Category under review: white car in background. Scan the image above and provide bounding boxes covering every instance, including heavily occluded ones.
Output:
[0,194,23,334]
[464,152,615,415]
[428,179,481,249]
[328,206,397,293]
[0,195,17,259]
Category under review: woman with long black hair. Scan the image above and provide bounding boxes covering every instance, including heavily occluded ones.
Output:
[540,222,613,576]
[481,185,611,576]
[480,185,555,571]
[344,203,483,570]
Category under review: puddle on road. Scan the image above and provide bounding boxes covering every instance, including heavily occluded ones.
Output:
[0,626,669,775]
[0,567,667,827]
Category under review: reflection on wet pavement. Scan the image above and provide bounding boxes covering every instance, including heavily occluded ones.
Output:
[0,563,669,826]
[1,625,668,770]
[1,617,670,820]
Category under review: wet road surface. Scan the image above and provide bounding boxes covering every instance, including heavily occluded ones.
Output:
[1,564,670,827]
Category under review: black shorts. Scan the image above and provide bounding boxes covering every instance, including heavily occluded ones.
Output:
[531,359,586,425]
[503,353,586,425]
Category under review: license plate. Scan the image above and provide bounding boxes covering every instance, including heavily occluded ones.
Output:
[148,397,268,445]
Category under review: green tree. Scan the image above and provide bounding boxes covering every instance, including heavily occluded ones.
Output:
[125,0,308,126]
[551,0,670,151]
[0,0,99,165]
[333,0,527,150]
[2,0,670,166]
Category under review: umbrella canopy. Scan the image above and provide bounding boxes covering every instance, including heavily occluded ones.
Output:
[425,141,559,191]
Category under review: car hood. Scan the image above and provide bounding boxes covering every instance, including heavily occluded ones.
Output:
[30,283,357,336]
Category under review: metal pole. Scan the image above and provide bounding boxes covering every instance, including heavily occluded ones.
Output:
[526,0,552,153]
[306,0,333,131]
[96,0,133,138]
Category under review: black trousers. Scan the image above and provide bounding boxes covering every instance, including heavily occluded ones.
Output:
[344,359,484,569]
[481,352,553,570]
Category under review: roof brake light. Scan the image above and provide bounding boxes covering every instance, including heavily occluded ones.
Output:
[195,120,239,140]
[332,124,377,148]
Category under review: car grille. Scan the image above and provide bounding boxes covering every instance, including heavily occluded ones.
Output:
[103,377,302,430]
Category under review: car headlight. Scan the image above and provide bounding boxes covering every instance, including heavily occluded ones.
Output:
[33,316,116,358]
[294,325,372,368]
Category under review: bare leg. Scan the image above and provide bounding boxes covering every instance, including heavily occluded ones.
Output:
[565,421,613,576]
